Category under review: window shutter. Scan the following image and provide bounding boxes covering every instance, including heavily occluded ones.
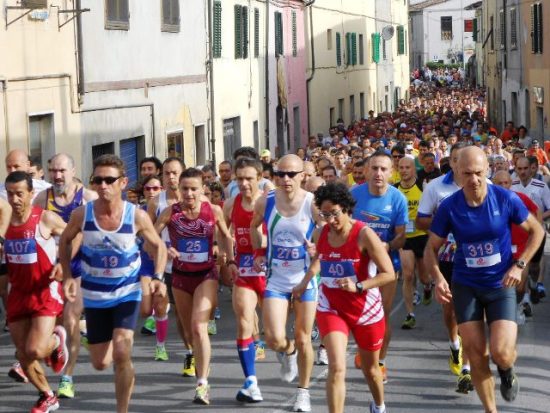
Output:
[531,4,537,53]
[510,10,517,48]
[397,25,405,55]
[537,3,543,53]
[499,9,505,49]
[254,8,260,58]
[336,32,342,66]
[404,29,407,55]
[275,12,283,56]
[473,18,478,42]
[345,32,351,64]
[351,33,357,65]
[243,6,249,59]
[372,33,380,63]
[292,11,297,57]
[235,5,242,58]
[213,1,222,58]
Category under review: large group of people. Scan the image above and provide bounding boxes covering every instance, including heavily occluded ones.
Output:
[0,79,548,413]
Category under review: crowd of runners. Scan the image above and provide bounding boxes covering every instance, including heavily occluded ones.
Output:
[0,81,548,413]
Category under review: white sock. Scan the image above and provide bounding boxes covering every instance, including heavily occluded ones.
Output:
[373,402,386,413]
[462,364,471,372]
[197,378,208,386]
[378,358,385,366]
[449,339,460,350]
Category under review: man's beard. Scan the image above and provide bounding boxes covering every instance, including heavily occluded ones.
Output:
[53,183,67,196]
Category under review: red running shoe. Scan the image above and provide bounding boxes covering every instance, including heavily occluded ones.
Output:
[49,326,68,374]
[8,361,28,383]
[30,392,59,412]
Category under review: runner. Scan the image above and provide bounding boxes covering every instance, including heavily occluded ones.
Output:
[250,154,323,412]
[154,167,234,405]
[5,171,69,412]
[395,156,432,330]
[60,154,167,413]
[350,151,408,383]
[425,146,544,413]
[31,153,97,399]
[222,157,266,403]
[293,182,394,413]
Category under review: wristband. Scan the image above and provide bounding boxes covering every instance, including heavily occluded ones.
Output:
[152,273,164,282]
[253,248,267,260]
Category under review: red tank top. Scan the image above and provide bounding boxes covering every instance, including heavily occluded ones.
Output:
[317,220,370,284]
[169,201,216,273]
[5,206,57,291]
[232,194,255,255]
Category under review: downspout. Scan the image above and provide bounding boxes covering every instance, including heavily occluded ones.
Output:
[264,0,270,149]
[0,78,9,154]
[75,0,85,101]
[305,1,316,136]
[207,0,216,166]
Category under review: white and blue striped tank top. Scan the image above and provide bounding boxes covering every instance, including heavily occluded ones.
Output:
[263,190,316,293]
[80,201,141,308]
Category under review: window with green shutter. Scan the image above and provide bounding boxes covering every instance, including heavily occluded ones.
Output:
[254,8,260,58]
[336,32,342,66]
[243,6,248,58]
[351,33,357,65]
[397,25,405,55]
[275,12,283,56]
[234,5,249,59]
[213,1,222,58]
[473,17,478,42]
[292,11,297,57]
[531,3,543,54]
[345,32,351,65]
[372,33,380,63]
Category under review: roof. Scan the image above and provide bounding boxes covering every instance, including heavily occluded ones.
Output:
[464,1,483,10]
[409,0,449,12]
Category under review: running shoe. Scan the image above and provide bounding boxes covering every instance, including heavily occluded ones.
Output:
[214,307,221,320]
[354,352,362,369]
[80,333,89,350]
[500,370,519,402]
[422,285,433,305]
[401,314,416,330]
[369,401,387,413]
[379,363,388,384]
[57,376,75,399]
[193,384,210,405]
[30,392,59,413]
[536,282,546,299]
[522,301,533,318]
[310,324,319,341]
[279,351,298,383]
[207,319,217,335]
[448,340,463,376]
[292,388,311,412]
[8,361,28,383]
[3,322,8,332]
[255,341,266,361]
[154,344,169,361]
[529,279,540,304]
[236,378,263,403]
[413,290,421,306]
[140,316,156,335]
[317,345,328,365]
[516,304,526,326]
[50,326,68,374]
[182,354,196,377]
[456,370,474,394]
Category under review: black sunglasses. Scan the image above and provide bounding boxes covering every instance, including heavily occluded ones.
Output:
[274,170,302,178]
[91,176,122,185]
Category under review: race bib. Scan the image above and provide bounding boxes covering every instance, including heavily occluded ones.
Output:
[406,221,415,234]
[320,260,356,278]
[5,238,37,264]
[271,245,306,273]
[463,239,501,268]
[178,238,209,263]
[238,253,263,277]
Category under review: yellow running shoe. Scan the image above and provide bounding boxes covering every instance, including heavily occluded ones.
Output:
[448,338,463,376]
[182,354,196,377]
[255,342,266,361]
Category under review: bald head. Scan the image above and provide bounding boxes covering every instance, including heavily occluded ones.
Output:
[50,153,75,169]
[278,154,303,171]
[6,149,30,174]
[458,146,488,170]
[305,176,325,193]
[398,155,416,181]
[492,170,512,189]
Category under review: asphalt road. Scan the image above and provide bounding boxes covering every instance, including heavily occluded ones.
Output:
[1,276,549,412]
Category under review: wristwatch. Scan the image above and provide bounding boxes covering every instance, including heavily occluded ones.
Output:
[514,260,527,270]
[355,281,364,294]
[152,273,164,282]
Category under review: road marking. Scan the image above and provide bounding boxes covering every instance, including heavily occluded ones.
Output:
[269,298,404,413]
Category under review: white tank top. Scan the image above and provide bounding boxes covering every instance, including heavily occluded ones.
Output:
[263,191,316,293]
[157,191,172,273]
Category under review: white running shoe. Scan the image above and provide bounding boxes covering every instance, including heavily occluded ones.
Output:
[317,346,328,365]
[369,401,387,413]
[280,351,298,383]
[236,378,263,403]
[292,388,311,412]
[516,304,526,326]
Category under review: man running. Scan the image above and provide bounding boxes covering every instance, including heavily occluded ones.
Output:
[222,157,266,403]
[5,171,69,412]
[60,154,167,413]
[250,154,322,412]
[425,146,544,413]
[33,153,97,399]
[350,151,408,382]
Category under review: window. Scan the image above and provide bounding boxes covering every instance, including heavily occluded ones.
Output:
[254,8,260,58]
[120,136,145,189]
[349,95,355,122]
[29,114,55,168]
[223,117,242,160]
[338,99,344,122]
[195,126,206,165]
[234,5,248,59]
[92,142,114,160]
[161,0,180,32]
[105,0,129,30]
[167,132,183,159]
[441,16,452,40]
[329,107,335,126]
[371,33,380,63]
[327,29,333,50]
[213,1,222,58]
[499,9,505,49]
[490,15,494,51]
[397,25,405,55]
[351,33,357,65]
[359,34,364,64]
[274,11,283,56]
[510,8,517,49]
[531,3,543,54]
[336,32,342,66]
[473,17,478,42]
[360,92,365,119]
[292,11,297,57]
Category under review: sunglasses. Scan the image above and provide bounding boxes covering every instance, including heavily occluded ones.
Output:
[144,185,162,191]
[319,209,343,220]
[274,170,302,178]
[91,176,122,185]
[392,155,404,159]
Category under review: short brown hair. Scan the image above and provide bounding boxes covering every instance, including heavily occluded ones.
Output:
[93,154,126,176]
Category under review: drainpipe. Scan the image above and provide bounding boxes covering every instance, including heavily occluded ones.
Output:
[207,0,216,166]
[264,0,270,150]
[0,78,9,154]
[75,0,85,101]
[305,1,316,136]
